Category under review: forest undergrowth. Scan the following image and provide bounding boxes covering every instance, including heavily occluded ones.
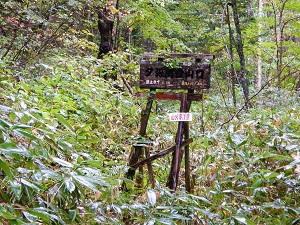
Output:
[0,52,299,224]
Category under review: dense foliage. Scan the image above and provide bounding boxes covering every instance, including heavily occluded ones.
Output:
[0,0,299,224]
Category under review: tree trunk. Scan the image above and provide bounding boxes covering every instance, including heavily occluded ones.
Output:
[231,0,251,108]
[226,3,237,107]
[257,0,263,89]
[277,0,288,88]
[97,8,114,58]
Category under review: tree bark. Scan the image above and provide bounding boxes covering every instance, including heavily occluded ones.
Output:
[231,0,251,108]
[226,3,237,107]
[257,0,263,89]
[97,8,114,58]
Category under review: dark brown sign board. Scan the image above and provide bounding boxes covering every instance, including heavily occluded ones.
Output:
[139,53,215,90]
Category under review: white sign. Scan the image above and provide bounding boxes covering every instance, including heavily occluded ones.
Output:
[169,113,192,122]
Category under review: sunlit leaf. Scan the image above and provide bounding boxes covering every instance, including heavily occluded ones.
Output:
[21,178,40,191]
[52,157,74,168]
[23,211,38,223]
[10,181,22,200]
[72,174,98,191]
[147,189,157,206]
[233,215,255,225]
[64,177,76,193]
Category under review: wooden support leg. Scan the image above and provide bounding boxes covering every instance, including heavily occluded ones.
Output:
[123,92,155,189]
[184,90,197,193]
[184,121,191,193]
[145,147,155,188]
[166,94,187,191]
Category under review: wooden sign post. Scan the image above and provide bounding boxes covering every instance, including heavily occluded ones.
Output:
[124,53,214,192]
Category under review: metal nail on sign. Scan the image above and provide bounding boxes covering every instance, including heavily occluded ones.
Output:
[169,113,193,122]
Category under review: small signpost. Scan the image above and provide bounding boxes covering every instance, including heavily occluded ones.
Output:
[124,53,215,192]
[169,113,193,122]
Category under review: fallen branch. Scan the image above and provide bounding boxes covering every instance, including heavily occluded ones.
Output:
[129,138,193,169]
[119,68,136,96]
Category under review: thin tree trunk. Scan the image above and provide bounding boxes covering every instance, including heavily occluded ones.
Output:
[231,0,251,108]
[226,3,237,107]
[277,0,288,88]
[257,0,263,89]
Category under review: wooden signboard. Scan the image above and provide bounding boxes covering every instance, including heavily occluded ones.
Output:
[139,53,214,90]
[124,53,215,193]
[140,61,211,90]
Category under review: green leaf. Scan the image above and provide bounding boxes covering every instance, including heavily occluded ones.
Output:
[52,157,74,168]
[78,138,102,144]
[54,113,75,134]
[0,118,12,130]
[190,195,212,205]
[72,174,98,191]
[14,129,38,140]
[64,177,76,193]
[0,206,16,220]
[21,179,41,192]
[233,215,255,225]
[23,211,38,223]
[69,209,77,222]
[0,156,14,181]
[147,189,157,206]
[28,209,51,224]
[10,181,22,200]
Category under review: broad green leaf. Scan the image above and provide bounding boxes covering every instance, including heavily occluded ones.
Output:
[0,104,13,113]
[23,211,38,223]
[1,147,30,157]
[29,207,66,224]
[0,118,11,130]
[154,211,190,220]
[14,129,38,140]
[69,209,77,222]
[21,178,40,191]
[147,189,157,206]
[54,113,75,134]
[233,216,255,225]
[190,195,212,205]
[0,142,17,150]
[28,209,51,224]
[10,181,22,200]
[0,190,11,204]
[0,206,16,219]
[13,124,32,129]
[0,156,14,181]
[263,171,279,179]
[40,169,61,180]
[52,157,74,168]
[72,175,98,191]
[64,177,76,193]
